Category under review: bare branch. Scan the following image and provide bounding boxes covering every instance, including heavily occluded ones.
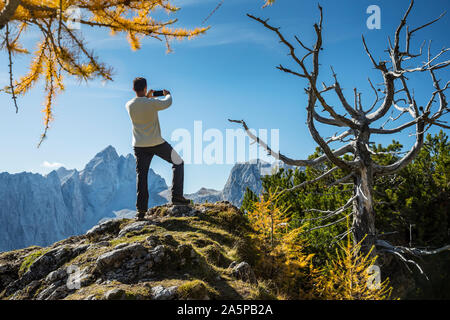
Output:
[278,166,339,195]
[393,101,415,118]
[301,213,351,234]
[248,12,356,129]
[362,35,380,69]
[373,119,425,175]
[366,71,396,122]
[365,77,381,114]
[405,11,446,54]
[4,23,18,112]
[365,144,407,156]
[428,68,449,116]
[294,35,312,52]
[424,117,450,130]
[313,109,347,127]
[228,119,354,167]
[393,0,414,59]
[330,67,360,118]
[277,64,306,78]
[330,227,354,247]
[362,36,397,123]
[328,172,354,187]
[306,98,355,171]
[377,238,450,279]
[326,130,352,144]
[302,196,356,223]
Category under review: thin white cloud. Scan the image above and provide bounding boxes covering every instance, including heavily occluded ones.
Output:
[83,24,273,51]
[172,0,226,7]
[172,23,275,48]
[41,161,65,169]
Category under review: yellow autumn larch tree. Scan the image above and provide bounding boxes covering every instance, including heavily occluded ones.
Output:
[313,219,393,300]
[247,190,316,299]
[0,0,208,145]
[248,191,393,299]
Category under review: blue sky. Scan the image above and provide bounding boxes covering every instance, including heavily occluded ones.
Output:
[0,0,449,193]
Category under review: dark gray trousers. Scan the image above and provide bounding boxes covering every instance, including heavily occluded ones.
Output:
[134,141,184,213]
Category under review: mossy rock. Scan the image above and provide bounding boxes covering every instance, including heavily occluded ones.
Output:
[147,206,169,217]
[199,207,249,236]
[201,244,231,268]
[18,249,50,276]
[231,237,259,266]
[192,238,214,248]
[177,280,217,300]
[161,233,179,246]
[249,281,278,300]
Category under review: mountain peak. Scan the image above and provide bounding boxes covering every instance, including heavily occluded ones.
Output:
[94,145,119,161]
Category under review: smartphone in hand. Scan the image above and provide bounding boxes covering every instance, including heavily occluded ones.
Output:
[152,90,164,97]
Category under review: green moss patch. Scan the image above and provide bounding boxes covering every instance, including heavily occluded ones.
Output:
[18,248,50,276]
[177,280,218,300]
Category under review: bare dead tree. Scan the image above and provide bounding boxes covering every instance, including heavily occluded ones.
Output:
[229,1,449,269]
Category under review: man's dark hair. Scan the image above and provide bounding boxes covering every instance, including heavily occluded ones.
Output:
[133,77,147,92]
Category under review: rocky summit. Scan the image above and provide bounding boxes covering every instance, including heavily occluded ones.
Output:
[0,202,268,300]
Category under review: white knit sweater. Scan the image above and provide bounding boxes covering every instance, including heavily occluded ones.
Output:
[125,95,172,147]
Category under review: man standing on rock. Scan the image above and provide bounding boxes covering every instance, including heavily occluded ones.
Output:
[126,77,190,220]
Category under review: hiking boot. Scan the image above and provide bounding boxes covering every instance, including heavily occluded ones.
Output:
[171,195,191,205]
[136,211,146,221]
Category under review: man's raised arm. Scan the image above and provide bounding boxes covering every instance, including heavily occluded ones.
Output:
[147,89,172,111]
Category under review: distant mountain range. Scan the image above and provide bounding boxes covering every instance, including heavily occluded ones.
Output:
[0,146,300,252]
[186,159,296,206]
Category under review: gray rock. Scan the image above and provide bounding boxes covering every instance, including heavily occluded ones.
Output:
[97,241,110,247]
[149,245,166,264]
[45,268,67,283]
[177,244,196,267]
[151,285,178,300]
[86,219,122,239]
[104,288,126,300]
[45,285,70,300]
[96,243,147,271]
[163,234,176,245]
[35,282,64,300]
[72,244,90,256]
[118,221,153,237]
[0,264,10,274]
[113,243,129,250]
[231,262,257,284]
[20,246,74,286]
[146,236,159,247]
[66,266,93,288]
[165,205,198,217]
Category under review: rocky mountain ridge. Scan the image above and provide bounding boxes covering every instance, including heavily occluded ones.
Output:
[0,146,167,252]
[0,202,266,300]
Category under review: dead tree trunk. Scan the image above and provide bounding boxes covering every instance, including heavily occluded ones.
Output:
[350,126,376,254]
[230,0,449,265]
